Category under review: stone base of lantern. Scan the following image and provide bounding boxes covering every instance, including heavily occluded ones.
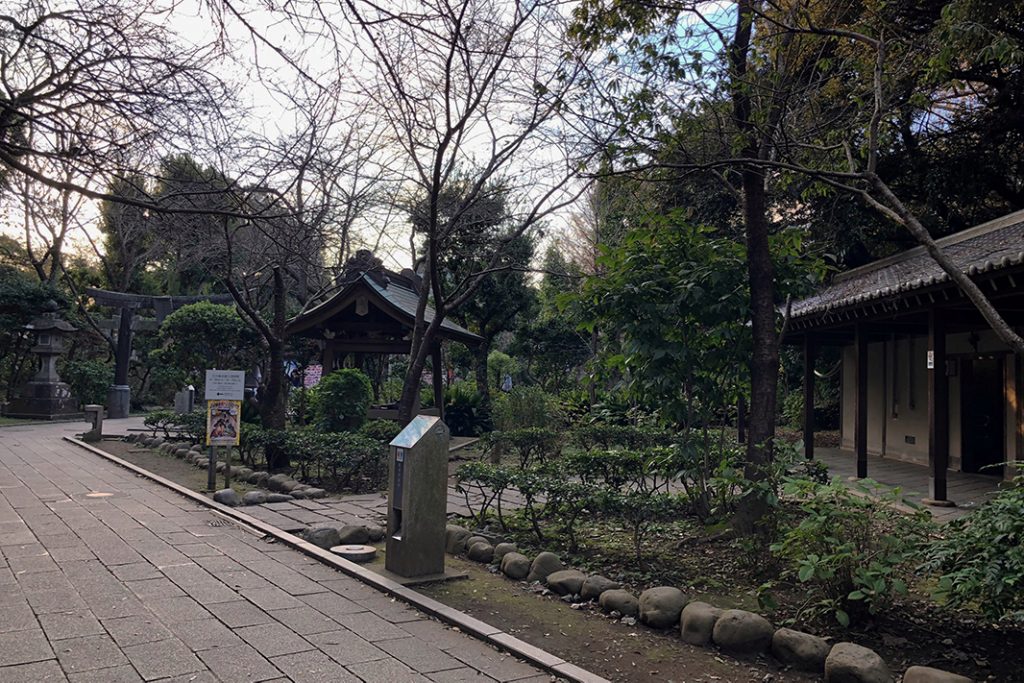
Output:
[4,381,83,420]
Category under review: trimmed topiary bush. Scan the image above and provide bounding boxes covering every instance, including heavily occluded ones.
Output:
[310,369,374,431]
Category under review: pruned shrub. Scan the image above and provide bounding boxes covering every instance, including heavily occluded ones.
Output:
[358,419,403,444]
[310,369,373,431]
[569,423,665,451]
[143,408,205,441]
[484,427,562,468]
[285,428,386,493]
[492,385,561,430]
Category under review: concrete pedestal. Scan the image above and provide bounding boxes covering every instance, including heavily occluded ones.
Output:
[4,381,81,419]
[107,385,131,419]
[385,416,449,578]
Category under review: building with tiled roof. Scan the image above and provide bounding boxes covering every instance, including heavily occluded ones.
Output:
[787,209,1024,505]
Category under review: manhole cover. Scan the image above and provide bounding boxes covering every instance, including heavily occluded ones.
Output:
[330,544,377,563]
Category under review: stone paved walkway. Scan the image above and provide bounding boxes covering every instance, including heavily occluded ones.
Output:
[0,420,548,683]
[815,447,1003,522]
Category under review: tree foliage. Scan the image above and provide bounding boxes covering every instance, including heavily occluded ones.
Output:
[151,302,259,390]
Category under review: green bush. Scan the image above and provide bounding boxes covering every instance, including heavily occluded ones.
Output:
[444,382,492,436]
[595,489,684,565]
[310,369,374,431]
[238,423,286,469]
[484,427,562,468]
[569,424,665,451]
[922,476,1024,622]
[487,350,517,390]
[285,428,386,492]
[454,460,514,528]
[768,478,934,626]
[142,408,206,441]
[358,419,403,444]
[62,359,112,406]
[492,385,561,430]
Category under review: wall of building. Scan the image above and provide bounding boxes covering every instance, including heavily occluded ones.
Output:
[838,329,1018,473]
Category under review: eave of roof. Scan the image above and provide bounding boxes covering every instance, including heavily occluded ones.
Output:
[790,209,1024,322]
[286,272,481,344]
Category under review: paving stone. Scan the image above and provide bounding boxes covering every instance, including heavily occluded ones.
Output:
[446,639,541,683]
[9,552,60,573]
[126,577,186,600]
[177,543,224,558]
[53,634,128,673]
[329,610,412,642]
[0,628,54,665]
[346,657,431,682]
[356,596,425,623]
[270,650,361,683]
[235,622,315,658]
[143,595,211,623]
[306,629,386,666]
[427,667,500,681]
[240,586,304,611]
[268,607,342,636]
[378,637,464,674]
[212,600,275,628]
[0,659,68,682]
[0,599,40,633]
[196,643,282,683]
[122,638,206,680]
[68,664,145,682]
[37,609,105,641]
[167,618,244,651]
[102,614,173,647]
[400,620,479,651]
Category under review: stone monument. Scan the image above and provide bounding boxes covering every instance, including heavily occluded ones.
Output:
[385,415,450,578]
[4,301,81,419]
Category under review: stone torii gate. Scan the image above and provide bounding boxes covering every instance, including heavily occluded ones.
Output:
[86,288,235,418]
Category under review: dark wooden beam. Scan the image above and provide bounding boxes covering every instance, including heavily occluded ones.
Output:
[803,335,816,460]
[113,308,133,386]
[927,310,950,503]
[1014,355,1023,481]
[855,324,869,479]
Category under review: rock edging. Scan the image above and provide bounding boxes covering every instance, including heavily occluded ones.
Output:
[444,524,974,683]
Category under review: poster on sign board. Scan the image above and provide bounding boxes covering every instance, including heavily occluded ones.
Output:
[206,400,241,446]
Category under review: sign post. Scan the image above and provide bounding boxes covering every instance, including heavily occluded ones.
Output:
[204,370,244,491]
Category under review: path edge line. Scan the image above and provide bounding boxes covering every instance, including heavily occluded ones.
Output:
[64,436,607,683]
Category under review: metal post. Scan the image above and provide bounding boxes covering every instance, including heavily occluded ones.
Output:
[223,447,231,489]
[207,445,217,491]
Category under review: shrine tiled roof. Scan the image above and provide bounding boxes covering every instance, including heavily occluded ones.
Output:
[791,210,1024,320]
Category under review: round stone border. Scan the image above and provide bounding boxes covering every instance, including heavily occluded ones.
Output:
[446,524,976,683]
[124,433,326,503]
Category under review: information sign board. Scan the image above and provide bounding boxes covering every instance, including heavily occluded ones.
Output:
[205,370,246,400]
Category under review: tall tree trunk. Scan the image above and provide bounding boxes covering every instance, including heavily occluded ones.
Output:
[474,339,491,405]
[734,169,780,533]
[260,267,289,470]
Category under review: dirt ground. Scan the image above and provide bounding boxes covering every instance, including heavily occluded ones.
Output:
[100,438,258,498]
[421,556,819,683]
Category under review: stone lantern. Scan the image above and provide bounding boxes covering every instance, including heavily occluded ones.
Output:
[4,300,82,419]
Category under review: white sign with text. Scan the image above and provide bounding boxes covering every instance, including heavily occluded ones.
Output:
[205,370,246,401]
